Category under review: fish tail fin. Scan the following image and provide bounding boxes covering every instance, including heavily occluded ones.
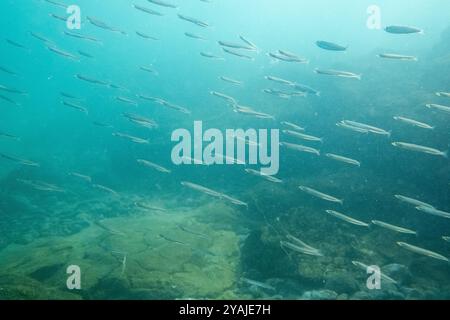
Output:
[316,92,321,97]
[443,150,448,158]
[356,74,362,80]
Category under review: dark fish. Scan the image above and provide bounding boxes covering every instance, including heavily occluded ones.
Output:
[93,121,113,128]
[184,32,207,41]
[385,25,424,34]
[29,31,53,44]
[44,0,68,8]
[147,0,178,9]
[63,31,102,44]
[0,94,20,106]
[177,225,209,239]
[61,100,88,114]
[0,84,27,95]
[49,13,67,22]
[159,234,188,246]
[0,65,18,76]
[60,92,83,100]
[6,39,28,50]
[178,14,209,28]
[0,153,39,167]
[75,74,109,86]
[218,41,255,51]
[87,16,127,35]
[222,48,254,60]
[136,31,159,41]
[132,4,164,16]
[316,41,347,51]
[46,45,79,60]
[0,131,20,141]
[78,50,94,58]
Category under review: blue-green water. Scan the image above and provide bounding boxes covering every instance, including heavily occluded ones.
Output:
[1,0,450,300]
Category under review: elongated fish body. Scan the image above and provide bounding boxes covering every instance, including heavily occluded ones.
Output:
[325,153,361,167]
[75,74,109,86]
[285,235,322,255]
[0,94,21,106]
[282,142,320,156]
[137,159,171,173]
[336,121,370,134]
[92,184,119,196]
[316,41,347,51]
[210,91,237,104]
[218,41,256,51]
[116,96,138,106]
[69,172,92,183]
[140,66,159,75]
[185,32,207,41]
[371,220,417,235]
[385,25,424,34]
[392,142,447,158]
[0,65,18,76]
[415,206,450,219]
[299,186,343,204]
[341,120,390,137]
[241,278,276,291]
[62,100,88,114]
[268,52,308,63]
[200,52,224,60]
[0,131,20,141]
[132,4,164,16]
[17,179,65,193]
[245,169,283,183]
[136,31,159,41]
[0,153,39,167]
[280,240,323,257]
[379,53,418,61]
[0,84,28,95]
[393,116,434,129]
[290,83,320,96]
[63,31,102,43]
[112,132,149,144]
[148,0,178,9]
[281,121,305,132]
[222,48,254,60]
[178,14,209,28]
[436,92,450,98]
[219,76,243,86]
[265,75,295,86]
[315,69,361,80]
[87,16,127,35]
[426,103,450,114]
[239,35,258,51]
[283,130,322,143]
[397,242,449,262]
[326,210,369,227]
[352,261,397,284]
[394,195,434,208]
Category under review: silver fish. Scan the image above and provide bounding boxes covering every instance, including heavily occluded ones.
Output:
[435,92,450,98]
[394,195,435,208]
[415,206,450,219]
[283,130,323,143]
[378,53,418,61]
[62,100,88,114]
[397,242,448,262]
[316,41,347,51]
[371,220,417,235]
[325,153,361,167]
[219,76,243,86]
[178,14,209,28]
[147,0,178,9]
[281,121,305,132]
[352,261,397,284]
[393,116,434,129]
[426,103,450,114]
[326,210,369,227]
[280,240,323,257]
[299,186,343,205]
[315,68,361,80]
[392,142,447,158]
[137,159,171,173]
[132,4,164,16]
[281,142,320,156]
[222,48,254,60]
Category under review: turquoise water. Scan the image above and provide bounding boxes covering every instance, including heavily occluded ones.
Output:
[1,0,450,300]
